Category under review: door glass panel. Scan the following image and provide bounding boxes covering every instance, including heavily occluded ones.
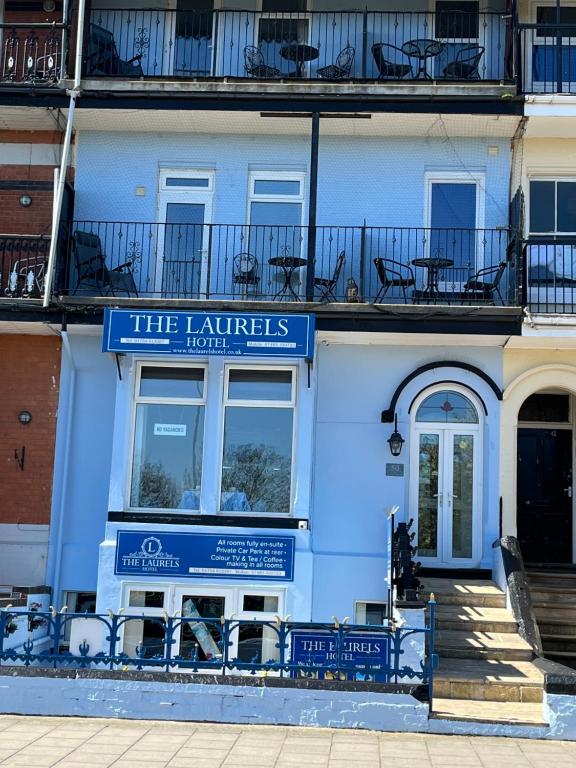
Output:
[452,434,474,559]
[417,433,440,558]
[123,618,166,658]
[163,202,205,298]
[237,624,280,664]
[430,182,477,279]
[180,595,225,661]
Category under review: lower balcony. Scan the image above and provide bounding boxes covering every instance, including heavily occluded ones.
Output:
[56,222,518,308]
[0,235,50,300]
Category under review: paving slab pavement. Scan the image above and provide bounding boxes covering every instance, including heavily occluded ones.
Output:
[1,716,576,767]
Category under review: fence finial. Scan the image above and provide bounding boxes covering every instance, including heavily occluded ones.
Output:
[429,592,436,602]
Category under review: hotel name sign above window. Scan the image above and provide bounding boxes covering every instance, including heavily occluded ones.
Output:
[102,309,315,359]
[115,530,295,581]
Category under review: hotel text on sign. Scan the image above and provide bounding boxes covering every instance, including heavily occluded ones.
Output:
[103,309,315,359]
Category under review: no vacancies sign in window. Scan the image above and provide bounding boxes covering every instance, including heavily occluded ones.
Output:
[102,309,315,359]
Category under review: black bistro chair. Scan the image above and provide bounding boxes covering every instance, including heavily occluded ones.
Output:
[317,46,355,80]
[233,252,260,291]
[373,257,415,304]
[244,46,280,78]
[464,261,507,305]
[443,45,484,80]
[72,230,138,297]
[371,43,412,80]
[86,24,144,76]
[314,250,346,301]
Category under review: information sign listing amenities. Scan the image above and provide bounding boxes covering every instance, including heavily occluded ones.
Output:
[115,530,295,581]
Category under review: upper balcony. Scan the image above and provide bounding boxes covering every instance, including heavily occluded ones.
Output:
[78,6,512,96]
[519,20,576,94]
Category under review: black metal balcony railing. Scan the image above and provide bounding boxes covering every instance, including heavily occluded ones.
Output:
[523,239,576,313]
[1,23,65,84]
[86,9,509,83]
[58,221,517,307]
[0,235,50,299]
[519,23,576,93]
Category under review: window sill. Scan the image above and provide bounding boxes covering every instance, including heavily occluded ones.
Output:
[108,511,308,530]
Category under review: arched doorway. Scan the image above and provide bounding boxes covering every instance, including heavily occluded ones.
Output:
[409,385,483,568]
[517,390,573,564]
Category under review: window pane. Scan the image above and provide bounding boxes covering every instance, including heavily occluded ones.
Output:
[557,182,576,232]
[237,624,280,664]
[70,592,96,613]
[129,591,165,608]
[180,595,224,662]
[123,618,166,658]
[131,403,204,509]
[250,201,302,228]
[416,391,479,423]
[254,179,301,195]
[228,369,292,401]
[165,177,210,187]
[221,407,293,514]
[430,183,476,228]
[242,595,279,612]
[418,434,439,558]
[355,602,387,625]
[518,393,570,422]
[140,367,204,399]
[436,1,479,39]
[452,435,474,559]
[536,6,576,35]
[262,0,306,11]
[530,181,555,232]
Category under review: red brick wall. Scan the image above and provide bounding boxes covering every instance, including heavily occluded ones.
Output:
[0,335,61,525]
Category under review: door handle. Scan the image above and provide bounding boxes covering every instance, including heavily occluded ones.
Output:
[432,493,444,504]
[565,487,573,498]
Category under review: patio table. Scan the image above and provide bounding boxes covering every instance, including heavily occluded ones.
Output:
[401,38,445,79]
[411,256,454,298]
[269,255,307,300]
[280,43,319,78]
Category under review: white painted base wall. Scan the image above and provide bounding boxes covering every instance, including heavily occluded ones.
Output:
[0,525,49,586]
[0,676,429,731]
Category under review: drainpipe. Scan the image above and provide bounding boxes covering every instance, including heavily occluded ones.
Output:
[43,0,86,308]
[46,324,77,609]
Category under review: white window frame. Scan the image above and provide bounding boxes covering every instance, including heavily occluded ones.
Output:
[127,360,208,514]
[219,364,297,516]
[248,171,306,208]
[424,171,485,231]
[121,584,171,659]
[354,601,388,626]
[528,177,576,236]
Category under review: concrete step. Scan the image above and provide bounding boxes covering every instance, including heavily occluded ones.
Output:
[434,658,543,703]
[436,629,534,661]
[421,578,506,608]
[533,606,576,623]
[541,635,576,653]
[539,622,576,636]
[431,698,548,726]
[435,605,518,633]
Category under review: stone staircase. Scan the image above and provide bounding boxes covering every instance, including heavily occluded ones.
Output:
[527,569,576,667]
[421,577,547,726]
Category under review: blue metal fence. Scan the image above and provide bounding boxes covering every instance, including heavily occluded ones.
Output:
[0,604,437,699]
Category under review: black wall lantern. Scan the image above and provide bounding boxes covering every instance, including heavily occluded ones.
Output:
[387,415,405,457]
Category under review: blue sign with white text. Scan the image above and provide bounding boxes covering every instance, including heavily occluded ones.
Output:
[290,631,390,680]
[102,309,315,359]
[115,531,295,581]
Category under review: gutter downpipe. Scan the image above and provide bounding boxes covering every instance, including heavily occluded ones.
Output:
[47,325,77,609]
[43,0,86,308]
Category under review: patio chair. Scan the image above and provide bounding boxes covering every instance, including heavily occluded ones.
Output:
[72,230,138,297]
[371,44,412,80]
[244,46,280,78]
[233,252,260,288]
[443,45,484,80]
[317,46,355,80]
[86,24,144,76]
[463,261,507,304]
[313,250,346,301]
[373,257,415,304]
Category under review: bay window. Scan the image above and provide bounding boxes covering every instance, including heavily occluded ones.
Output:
[128,362,297,515]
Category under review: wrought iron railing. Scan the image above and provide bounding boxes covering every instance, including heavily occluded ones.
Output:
[519,23,576,93]
[85,9,510,82]
[523,238,576,313]
[0,235,50,299]
[59,221,518,306]
[0,607,437,696]
[1,22,66,84]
